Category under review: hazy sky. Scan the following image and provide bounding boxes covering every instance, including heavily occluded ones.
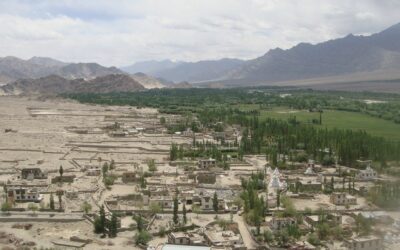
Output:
[0,0,399,66]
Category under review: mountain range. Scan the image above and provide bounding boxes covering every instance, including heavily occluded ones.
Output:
[124,22,400,90]
[1,22,400,93]
[0,56,124,84]
[0,74,145,95]
[122,58,245,83]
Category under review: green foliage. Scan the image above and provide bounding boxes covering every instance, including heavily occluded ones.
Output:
[64,88,400,166]
[158,226,166,237]
[182,204,187,224]
[135,230,152,245]
[355,214,372,236]
[134,214,144,232]
[1,202,11,212]
[49,193,55,210]
[94,217,103,234]
[98,205,106,234]
[147,159,157,172]
[82,201,92,214]
[149,202,162,214]
[241,173,266,235]
[59,165,63,177]
[108,213,118,238]
[307,233,320,246]
[368,180,400,209]
[102,162,109,175]
[103,174,117,186]
[160,117,166,125]
[213,192,219,213]
[173,197,179,225]
[216,218,229,230]
[170,143,178,161]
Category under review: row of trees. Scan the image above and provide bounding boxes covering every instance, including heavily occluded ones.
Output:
[94,205,118,238]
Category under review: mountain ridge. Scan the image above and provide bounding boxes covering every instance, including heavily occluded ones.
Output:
[0,74,145,95]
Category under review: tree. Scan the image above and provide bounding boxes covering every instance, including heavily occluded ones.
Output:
[28,203,38,214]
[49,193,55,210]
[94,217,103,234]
[135,214,144,232]
[102,162,109,176]
[192,204,200,218]
[139,174,147,188]
[135,230,151,245]
[149,202,162,214]
[147,159,157,172]
[276,191,281,208]
[56,190,64,210]
[307,232,320,246]
[1,202,11,212]
[82,201,92,214]
[182,203,187,224]
[109,213,118,237]
[160,117,166,125]
[59,165,63,178]
[355,214,372,235]
[109,159,115,170]
[170,144,178,161]
[213,192,219,213]
[217,218,228,230]
[173,197,179,225]
[99,205,106,235]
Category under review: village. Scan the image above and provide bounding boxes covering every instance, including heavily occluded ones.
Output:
[0,96,399,250]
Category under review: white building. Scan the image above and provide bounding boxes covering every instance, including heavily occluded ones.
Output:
[355,166,378,181]
[344,236,382,250]
[304,166,315,175]
[7,187,43,202]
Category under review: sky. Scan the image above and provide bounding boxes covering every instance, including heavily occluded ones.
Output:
[0,0,399,67]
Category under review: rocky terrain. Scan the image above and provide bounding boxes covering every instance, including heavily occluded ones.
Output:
[0,74,145,95]
[130,72,165,89]
[127,22,400,90]
[0,56,123,84]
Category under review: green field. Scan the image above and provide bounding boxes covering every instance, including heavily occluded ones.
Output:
[237,105,400,141]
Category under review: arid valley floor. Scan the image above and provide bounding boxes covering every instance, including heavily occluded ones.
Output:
[0,96,400,250]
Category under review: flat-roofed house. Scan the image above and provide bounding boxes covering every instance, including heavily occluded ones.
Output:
[204,230,245,249]
[21,168,47,180]
[7,187,43,203]
[269,217,297,231]
[198,158,216,169]
[330,192,357,206]
[355,166,378,181]
[121,171,137,183]
[168,232,206,246]
[344,236,382,250]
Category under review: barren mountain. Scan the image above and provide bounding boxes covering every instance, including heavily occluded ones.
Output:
[0,57,124,84]
[130,72,165,89]
[121,60,181,75]
[126,23,400,91]
[216,22,400,86]
[122,58,245,83]
[55,63,123,80]
[1,74,144,95]
[169,81,193,89]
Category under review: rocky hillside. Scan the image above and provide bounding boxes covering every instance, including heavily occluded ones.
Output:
[213,23,400,86]
[130,72,165,89]
[0,74,144,95]
[0,56,124,84]
[122,58,245,83]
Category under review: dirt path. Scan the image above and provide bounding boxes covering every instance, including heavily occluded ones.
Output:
[233,214,258,250]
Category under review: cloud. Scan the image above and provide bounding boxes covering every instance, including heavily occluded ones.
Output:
[0,0,399,66]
